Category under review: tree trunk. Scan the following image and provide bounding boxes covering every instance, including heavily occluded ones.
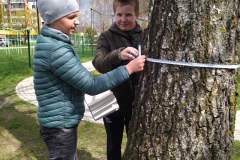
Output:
[123,0,239,159]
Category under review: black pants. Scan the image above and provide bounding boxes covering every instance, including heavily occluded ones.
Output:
[103,116,131,160]
[40,125,78,160]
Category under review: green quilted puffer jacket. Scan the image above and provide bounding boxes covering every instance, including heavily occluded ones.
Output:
[33,29,130,128]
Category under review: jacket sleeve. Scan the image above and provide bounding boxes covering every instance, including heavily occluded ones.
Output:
[92,33,125,73]
[50,45,130,95]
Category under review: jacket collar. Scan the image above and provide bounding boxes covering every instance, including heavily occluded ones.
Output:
[42,24,70,40]
[108,22,142,38]
[40,27,72,45]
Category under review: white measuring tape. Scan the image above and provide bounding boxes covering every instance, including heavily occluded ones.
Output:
[147,58,240,69]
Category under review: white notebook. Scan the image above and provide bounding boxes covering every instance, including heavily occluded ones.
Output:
[85,90,119,121]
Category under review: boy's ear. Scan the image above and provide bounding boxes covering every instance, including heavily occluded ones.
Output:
[136,12,140,18]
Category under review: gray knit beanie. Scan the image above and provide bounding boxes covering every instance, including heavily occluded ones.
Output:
[37,0,79,24]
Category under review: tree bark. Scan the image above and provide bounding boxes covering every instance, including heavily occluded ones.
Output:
[123,0,240,159]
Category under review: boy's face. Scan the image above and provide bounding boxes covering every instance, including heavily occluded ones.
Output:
[114,4,139,31]
[50,12,79,36]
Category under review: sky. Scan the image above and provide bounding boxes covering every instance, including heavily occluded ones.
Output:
[81,0,88,8]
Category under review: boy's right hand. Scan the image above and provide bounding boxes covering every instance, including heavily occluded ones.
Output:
[125,55,146,74]
[119,47,139,60]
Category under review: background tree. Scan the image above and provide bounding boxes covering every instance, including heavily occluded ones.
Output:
[85,27,97,37]
[4,0,37,30]
[88,0,113,33]
[85,27,97,44]
[123,0,240,159]
[0,1,4,29]
[7,0,12,28]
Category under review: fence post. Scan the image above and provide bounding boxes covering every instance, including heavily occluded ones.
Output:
[27,30,31,68]
[81,35,84,57]
[91,36,93,55]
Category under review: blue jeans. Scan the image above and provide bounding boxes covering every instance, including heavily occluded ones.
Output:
[40,125,78,160]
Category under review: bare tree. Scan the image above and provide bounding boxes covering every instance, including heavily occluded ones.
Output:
[88,0,112,32]
[0,1,5,28]
[123,0,240,159]
[8,0,12,28]
[76,0,89,33]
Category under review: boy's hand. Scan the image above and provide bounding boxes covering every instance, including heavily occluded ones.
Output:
[119,47,139,60]
[126,55,146,74]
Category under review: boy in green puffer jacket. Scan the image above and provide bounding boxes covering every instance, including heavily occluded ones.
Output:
[92,0,143,159]
[34,0,146,159]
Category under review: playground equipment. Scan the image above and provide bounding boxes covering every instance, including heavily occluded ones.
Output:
[0,28,37,68]
[0,28,37,55]
[71,32,97,56]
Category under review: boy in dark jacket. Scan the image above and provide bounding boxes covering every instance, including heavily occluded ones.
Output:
[34,0,146,159]
[92,0,142,159]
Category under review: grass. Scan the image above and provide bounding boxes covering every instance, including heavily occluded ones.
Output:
[0,46,113,160]
[0,46,239,159]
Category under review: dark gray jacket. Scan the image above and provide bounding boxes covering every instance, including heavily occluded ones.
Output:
[33,28,130,128]
[92,22,142,117]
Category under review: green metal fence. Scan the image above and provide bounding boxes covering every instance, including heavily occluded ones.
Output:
[71,33,98,56]
[1,31,97,68]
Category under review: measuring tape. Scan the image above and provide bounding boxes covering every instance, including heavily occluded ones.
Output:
[147,58,240,69]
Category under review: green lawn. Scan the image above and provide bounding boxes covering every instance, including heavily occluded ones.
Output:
[0,47,239,159]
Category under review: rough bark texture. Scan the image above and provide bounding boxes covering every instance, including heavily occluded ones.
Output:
[123,0,240,159]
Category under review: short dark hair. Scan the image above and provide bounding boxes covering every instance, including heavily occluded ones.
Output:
[113,0,139,13]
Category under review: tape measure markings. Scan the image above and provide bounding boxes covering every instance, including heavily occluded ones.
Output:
[147,58,240,69]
